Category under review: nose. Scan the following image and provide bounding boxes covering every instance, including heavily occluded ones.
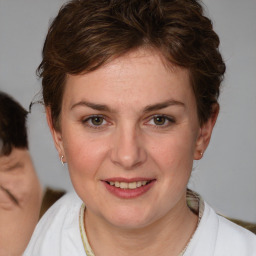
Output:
[110,124,147,170]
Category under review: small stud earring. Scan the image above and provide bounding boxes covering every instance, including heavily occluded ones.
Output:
[200,151,203,157]
[60,155,65,166]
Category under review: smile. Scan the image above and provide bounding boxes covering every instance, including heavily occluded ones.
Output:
[108,181,149,189]
[103,179,156,199]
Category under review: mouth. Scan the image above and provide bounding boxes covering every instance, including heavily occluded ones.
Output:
[106,180,152,189]
[102,178,156,199]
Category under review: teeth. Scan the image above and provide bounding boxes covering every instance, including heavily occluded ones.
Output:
[108,181,149,189]
[128,182,137,189]
[137,181,142,187]
[120,182,128,189]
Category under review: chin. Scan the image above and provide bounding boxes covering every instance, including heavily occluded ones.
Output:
[103,207,154,230]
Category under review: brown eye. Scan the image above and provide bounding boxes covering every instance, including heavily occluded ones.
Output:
[82,115,108,129]
[146,115,175,128]
[153,116,167,125]
[91,116,104,126]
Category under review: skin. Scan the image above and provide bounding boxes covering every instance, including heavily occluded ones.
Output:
[0,148,42,256]
[48,49,218,256]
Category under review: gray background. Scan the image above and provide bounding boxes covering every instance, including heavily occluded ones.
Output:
[0,0,255,222]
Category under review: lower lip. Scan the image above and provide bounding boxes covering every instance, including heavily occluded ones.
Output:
[102,180,156,199]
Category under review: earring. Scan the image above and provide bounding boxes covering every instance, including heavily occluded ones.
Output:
[60,155,65,166]
[200,151,204,157]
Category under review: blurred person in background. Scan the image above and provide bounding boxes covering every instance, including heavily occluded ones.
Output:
[0,91,42,256]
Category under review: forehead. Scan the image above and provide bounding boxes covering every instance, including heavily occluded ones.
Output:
[63,49,195,111]
[0,148,28,170]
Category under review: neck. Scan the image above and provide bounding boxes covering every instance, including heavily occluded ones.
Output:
[84,195,198,256]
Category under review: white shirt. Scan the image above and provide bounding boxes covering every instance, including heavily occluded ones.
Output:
[24,191,256,256]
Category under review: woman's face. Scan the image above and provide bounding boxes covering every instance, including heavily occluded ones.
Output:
[50,49,214,229]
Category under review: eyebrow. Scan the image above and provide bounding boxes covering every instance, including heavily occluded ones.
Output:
[71,101,113,112]
[7,162,24,171]
[71,99,184,113]
[143,100,185,112]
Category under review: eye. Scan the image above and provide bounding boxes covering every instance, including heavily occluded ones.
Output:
[82,115,108,128]
[90,116,104,126]
[153,116,167,125]
[146,115,175,127]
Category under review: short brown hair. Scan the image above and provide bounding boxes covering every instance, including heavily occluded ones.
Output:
[38,0,225,130]
[0,92,28,155]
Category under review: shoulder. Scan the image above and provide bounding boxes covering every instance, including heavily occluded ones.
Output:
[23,191,85,255]
[202,202,256,255]
[215,213,256,255]
[185,201,256,256]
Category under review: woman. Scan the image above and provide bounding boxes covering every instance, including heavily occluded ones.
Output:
[0,92,42,256]
[24,0,256,255]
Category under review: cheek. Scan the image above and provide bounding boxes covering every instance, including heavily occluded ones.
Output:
[63,132,109,179]
[148,131,196,175]
[16,172,41,208]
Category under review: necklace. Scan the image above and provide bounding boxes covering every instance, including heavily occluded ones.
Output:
[79,190,203,256]
[79,203,94,256]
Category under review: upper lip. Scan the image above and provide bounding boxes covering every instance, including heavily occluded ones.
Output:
[102,177,156,183]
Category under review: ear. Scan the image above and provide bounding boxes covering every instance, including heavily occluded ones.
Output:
[194,104,219,160]
[45,107,65,161]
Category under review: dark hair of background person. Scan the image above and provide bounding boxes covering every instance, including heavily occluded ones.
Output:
[37,0,226,131]
[0,91,28,155]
